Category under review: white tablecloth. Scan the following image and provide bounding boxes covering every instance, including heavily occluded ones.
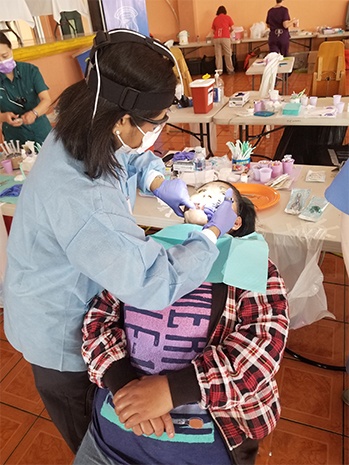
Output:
[25,0,89,23]
[0,0,34,27]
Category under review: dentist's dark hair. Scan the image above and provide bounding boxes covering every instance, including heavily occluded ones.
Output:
[54,40,176,180]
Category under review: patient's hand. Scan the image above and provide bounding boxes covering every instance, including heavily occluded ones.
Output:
[184,208,208,225]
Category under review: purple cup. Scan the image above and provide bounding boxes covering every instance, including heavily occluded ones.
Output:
[253,166,261,181]
[259,167,272,183]
[282,159,294,175]
[336,102,345,114]
[271,161,283,178]
[333,94,341,105]
[254,100,263,113]
[1,159,13,174]
[257,160,271,168]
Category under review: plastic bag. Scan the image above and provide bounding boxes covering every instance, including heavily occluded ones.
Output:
[298,196,329,222]
[305,170,326,182]
[250,22,267,39]
[264,226,335,329]
[285,188,311,215]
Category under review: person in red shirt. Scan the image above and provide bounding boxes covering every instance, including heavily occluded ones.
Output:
[211,5,235,74]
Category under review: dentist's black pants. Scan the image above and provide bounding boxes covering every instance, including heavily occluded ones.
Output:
[31,364,96,454]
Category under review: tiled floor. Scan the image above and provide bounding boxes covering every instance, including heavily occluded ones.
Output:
[0,69,348,464]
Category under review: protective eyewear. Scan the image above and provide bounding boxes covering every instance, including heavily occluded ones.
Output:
[135,112,170,126]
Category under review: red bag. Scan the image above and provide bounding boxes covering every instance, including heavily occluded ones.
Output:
[243,47,261,71]
[244,52,256,71]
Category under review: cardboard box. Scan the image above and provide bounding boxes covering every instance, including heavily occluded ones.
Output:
[307,51,318,74]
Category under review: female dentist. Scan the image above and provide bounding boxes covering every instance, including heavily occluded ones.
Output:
[3,29,237,453]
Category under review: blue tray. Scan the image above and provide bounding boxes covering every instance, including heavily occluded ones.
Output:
[254,111,275,117]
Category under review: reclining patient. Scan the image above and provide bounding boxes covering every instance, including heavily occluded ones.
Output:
[184,180,239,226]
[75,181,289,465]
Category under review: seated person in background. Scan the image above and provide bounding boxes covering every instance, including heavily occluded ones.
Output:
[75,182,290,465]
[0,32,52,146]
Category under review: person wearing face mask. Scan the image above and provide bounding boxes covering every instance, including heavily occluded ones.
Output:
[3,29,238,454]
[0,32,52,146]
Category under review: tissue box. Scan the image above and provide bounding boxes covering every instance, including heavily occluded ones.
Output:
[282,102,301,116]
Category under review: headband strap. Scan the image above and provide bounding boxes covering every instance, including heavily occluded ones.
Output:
[87,67,175,111]
[90,29,175,66]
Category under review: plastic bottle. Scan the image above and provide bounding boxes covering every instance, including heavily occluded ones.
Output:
[193,146,206,171]
[193,146,206,188]
[213,69,224,103]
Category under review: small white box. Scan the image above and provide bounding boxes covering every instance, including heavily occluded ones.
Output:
[173,160,195,172]
[229,91,250,107]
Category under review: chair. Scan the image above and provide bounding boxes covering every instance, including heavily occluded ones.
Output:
[311,41,346,97]
[273,125,348,164]
[0,21,22,46]
[170,47,193,97]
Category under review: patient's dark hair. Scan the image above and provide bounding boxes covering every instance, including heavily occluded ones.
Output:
[232,194,255,237]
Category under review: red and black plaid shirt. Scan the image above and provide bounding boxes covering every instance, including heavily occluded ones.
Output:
[82,260,289,450]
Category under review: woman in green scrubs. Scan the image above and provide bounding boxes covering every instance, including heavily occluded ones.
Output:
[0,32,52,146]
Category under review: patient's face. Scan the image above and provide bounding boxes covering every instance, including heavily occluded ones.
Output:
[184,181,239,226]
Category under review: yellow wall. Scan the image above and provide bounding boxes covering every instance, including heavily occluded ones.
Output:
[24,50,85,103]
[147,0,349,41]
[13,37,93,104]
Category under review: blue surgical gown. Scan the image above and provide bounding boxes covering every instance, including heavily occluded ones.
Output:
[4,132,219,371]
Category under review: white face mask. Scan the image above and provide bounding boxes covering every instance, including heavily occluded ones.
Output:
[116,122,164,155]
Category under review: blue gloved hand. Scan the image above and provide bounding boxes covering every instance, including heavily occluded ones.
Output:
[202,188,237,237]
[153,179,195,217]
[203,205,215,221]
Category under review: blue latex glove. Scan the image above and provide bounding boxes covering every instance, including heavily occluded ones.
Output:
[153,179,195,217]
[172,150,195,162]
[203,205,215,221]
[0,184,22,197]
[202,188,237,237]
